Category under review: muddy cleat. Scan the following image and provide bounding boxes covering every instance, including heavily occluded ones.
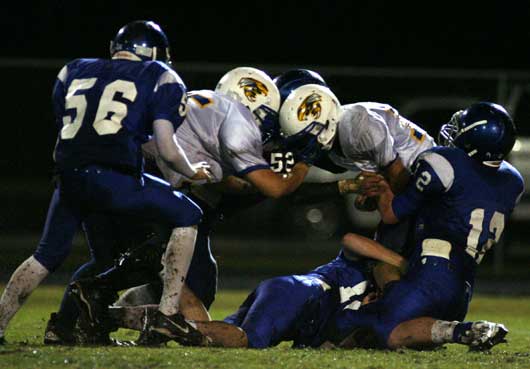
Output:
[144,310,210,346]
[135,308,170,346]
[70,280,118,345]
[467,321,508,351]
[44,313,78,345]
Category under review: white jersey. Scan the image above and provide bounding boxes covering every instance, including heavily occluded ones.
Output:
[329,102,436,172]
[166,89,269,184]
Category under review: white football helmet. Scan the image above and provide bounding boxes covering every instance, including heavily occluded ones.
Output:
[279,84,341,150]
[215,67,281,144]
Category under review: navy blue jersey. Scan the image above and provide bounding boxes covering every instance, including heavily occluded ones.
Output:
[53,58,187,174]
[393,146,524,277]
[223,251,373,348]
[291,252,374,347]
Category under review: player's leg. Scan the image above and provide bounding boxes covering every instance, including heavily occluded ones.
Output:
[126,174,205,343]
[114,220,217,311]
[183,222,218,310]
[326,262,463,350]
[46,214,125,345]
[69,170,204,344]
[68,227,168,343]
[370,259,471,350]
[108,283,209,331]
[224,275,326,349]
[0,189,80,343]
[388,317,509,351]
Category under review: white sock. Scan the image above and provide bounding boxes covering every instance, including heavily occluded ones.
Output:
[431,320,458,344]
[114,284,158,307]
[158,226,197,316]
[0,256,49,332]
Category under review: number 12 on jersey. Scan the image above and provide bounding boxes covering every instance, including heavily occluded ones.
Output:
[466,208,505,264]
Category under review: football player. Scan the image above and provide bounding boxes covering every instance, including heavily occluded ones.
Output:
[67,66,346,345]
[0,20,212,345]
[275,68,435,193]
[322,102,524,351]
[78,244,379,348]
[274,68,438,289]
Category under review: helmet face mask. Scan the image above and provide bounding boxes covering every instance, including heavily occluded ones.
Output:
[215,67,281,145]
[110,20,171,64]
[438,110,463,148]
[279,84,341,154]
[438,102,516,167]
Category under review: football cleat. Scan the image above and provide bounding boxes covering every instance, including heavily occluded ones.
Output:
[143,310,210,346]
[69,280,118,345]
[467,320,508,351]
[136,308,170,346]
[43,312,78,345]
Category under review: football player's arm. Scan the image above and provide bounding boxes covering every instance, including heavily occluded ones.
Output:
[372,262,403,291]
[382,157,410,194]
[141,139,157,162]
[244,162,310,199]
[206,175,258,195]
[373,150,451,224]
[341,233,407,272]
[152,119,206,180]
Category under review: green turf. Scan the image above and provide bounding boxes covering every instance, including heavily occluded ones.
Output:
[0,286,529,369]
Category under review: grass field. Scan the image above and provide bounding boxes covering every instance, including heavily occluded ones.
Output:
[0,286,529,369]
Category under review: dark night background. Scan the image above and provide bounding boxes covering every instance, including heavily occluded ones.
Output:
[1,2,529,285]
[2,2,530,68]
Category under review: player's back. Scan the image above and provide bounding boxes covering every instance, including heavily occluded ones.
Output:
[53,58,186,175]
[292,252,373,347]
[171,89,266,183]
[334,102,435,171]
[410,146,524,275]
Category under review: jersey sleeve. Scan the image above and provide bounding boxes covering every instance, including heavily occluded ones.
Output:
[52,64,68,130]
[392,150,455,220]
[150,68,187,131]
[219,103,270,175]
[356,109,397,169]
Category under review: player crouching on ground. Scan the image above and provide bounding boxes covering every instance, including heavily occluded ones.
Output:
[321,102,523,352]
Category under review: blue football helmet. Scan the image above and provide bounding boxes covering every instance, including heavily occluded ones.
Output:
[438,102,516,167]
[110,20,171,63]
[273,69,327,103]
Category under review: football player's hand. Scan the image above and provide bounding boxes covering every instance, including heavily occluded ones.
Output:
[190,162,214,183]
[363,175,391,197]
[354,194,378,212]
[337,172,379,195]
[359,172,384,194]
